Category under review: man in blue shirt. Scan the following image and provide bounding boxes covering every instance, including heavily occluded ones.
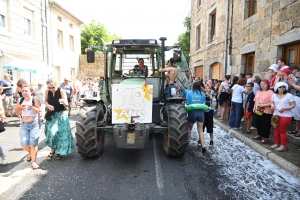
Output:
[60,78,73,116]
[0,74,14,117]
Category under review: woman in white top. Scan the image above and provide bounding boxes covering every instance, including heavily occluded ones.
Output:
[228,78,248,129]
[15,84,41,169]
[270,82,295,151]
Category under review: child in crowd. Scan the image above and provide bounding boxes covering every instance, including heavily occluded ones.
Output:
[243,82,255,134]
[204,84,214,147]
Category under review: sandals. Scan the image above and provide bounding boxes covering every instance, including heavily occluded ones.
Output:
[242,130,251,134]
[294,133,300,137]
[260,139,269,144]
[252,135,261,140]
[26,155,31,162]
[289,130,298,134]
[47,151,55,161]
[56,154,61,160]
[32,162,39,170]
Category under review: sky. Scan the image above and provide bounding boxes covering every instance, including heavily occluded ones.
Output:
[55,0,191,46]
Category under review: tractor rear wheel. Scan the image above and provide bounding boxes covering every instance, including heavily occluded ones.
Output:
[163,103,189,157]
[76,102,105,157]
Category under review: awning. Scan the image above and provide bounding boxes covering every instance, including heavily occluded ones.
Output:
[2,52,48,73]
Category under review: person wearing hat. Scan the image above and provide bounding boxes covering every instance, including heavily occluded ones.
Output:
[269,64,279,90]
[0,74,14,117]
[270,82,295,151]
[275,68,291,86]
[252,79,274,144]
[159,58,178,99]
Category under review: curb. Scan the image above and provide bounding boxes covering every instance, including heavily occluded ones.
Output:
[214,119,300,178]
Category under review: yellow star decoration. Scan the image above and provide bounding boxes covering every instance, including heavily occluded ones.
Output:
[114,109,129,121]
[142,84,153,101]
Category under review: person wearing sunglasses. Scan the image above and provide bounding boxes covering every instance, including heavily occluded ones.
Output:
[270,82,295,151]
[15,84,42,169]
[44,78,74,161]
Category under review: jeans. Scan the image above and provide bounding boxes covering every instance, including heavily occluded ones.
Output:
[165,84,176,99]
[228,101,243,128]
[93,92,97,97]
[0,145,4,156]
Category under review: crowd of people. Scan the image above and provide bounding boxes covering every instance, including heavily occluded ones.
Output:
[188,58,299,153]
[0,75,104,167]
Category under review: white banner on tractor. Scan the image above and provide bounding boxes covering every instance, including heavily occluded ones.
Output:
[112,84,153,124]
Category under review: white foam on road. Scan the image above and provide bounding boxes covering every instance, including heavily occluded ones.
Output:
[190,124,300,199]
[153,137,164,196]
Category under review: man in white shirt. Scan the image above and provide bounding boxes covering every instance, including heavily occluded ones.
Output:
[277,58,289,70]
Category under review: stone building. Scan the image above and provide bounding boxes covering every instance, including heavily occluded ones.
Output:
[0,0,83,85]
[78,54,105,79]
[190,0,300,81]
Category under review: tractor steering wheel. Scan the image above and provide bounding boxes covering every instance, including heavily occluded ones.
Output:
[129,68,139,74]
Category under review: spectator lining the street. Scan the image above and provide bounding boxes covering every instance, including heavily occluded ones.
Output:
[270,82,295,151]
[0,87,6,124]
[60,77,73,116]
[246,72,252,83]
[203,84,214,147]
[74,76,82,109]
[242,82,255,134]
[0,74,14,117]
[275,68,291,85]
[34,83,45,122]
[252,79,274,144]
[44,78,75,161]
[217,75,231,120]
[15,84,42,169]
[287,74,300,137]
[186,82,206,153]
[251,74,261,129]
[277,58,289,70]
[228,78,248,129]
[268,64,279,90]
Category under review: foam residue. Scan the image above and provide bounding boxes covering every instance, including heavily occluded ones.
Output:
[189,124,300,199]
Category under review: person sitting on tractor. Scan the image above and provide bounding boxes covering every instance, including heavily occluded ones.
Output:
[134,58,148,77]
[159,58,178,99]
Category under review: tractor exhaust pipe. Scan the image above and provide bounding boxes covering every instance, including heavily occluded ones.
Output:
[159,37,167,100]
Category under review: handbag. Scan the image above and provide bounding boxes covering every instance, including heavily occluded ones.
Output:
[45,110,55,121]
[255,105,265,116]
[271,115,280,128]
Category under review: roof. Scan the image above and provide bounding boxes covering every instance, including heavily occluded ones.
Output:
[49,0,84,24]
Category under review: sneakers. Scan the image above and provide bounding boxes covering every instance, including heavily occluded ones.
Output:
[1,155,8,165]
[233,127,242,130]
[209,141,214,146]
[250,126,257,130]
[274,145,286,152]
[270,144,280,149]
[202,147,207,153]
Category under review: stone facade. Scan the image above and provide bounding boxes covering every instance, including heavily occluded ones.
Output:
[190,0,300,80]
[0,0,83,85]
[78,54,105,79]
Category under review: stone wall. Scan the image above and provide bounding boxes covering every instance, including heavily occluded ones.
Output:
[78,54,105,79]
[190,0,300,80]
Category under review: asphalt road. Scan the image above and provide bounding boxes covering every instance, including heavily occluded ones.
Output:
[1,111,299,200]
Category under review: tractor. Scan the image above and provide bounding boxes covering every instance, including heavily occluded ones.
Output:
[75,37,192,158]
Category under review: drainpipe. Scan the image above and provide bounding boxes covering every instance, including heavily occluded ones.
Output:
[45,0,49,66]
[224,0,230,75]
[41,0,44,61]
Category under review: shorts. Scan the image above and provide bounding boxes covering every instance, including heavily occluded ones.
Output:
[203,114,214,133]
[76,92,80,99]
[187,110,205,123]
[3,95,13,110]
[19,119,41,146]
[244,111,253,119]
[67,98,72,104]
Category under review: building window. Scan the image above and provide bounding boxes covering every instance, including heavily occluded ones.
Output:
[0,0,7,28]
[58,16,62,22]
[248,0,257,18]
[245,53,255,75]
[57,30,63,48]
[24,8,33,36]
[209,10,216,43]
[196,24,201,50]
[69,35,74,51]
[69,23,73,28]
[197,0,201,8]
[285,44,300,67]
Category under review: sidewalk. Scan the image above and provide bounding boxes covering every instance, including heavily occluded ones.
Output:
[213,116,300,178]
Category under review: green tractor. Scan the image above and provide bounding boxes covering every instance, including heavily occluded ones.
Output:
[75,37,192,158]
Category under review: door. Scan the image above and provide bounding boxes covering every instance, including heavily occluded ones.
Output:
[211,62,222,80]
[285,44,300,66]
[195,66,203,79]
[245,53,255,75]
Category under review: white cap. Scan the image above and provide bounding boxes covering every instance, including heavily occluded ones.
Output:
[269,64,279,73]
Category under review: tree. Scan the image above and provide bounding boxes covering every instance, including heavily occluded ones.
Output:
[176,14,190,63]
[81,20,120,54]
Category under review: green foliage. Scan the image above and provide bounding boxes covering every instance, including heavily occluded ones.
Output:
[176,14,190,63]
[81,20,120,54]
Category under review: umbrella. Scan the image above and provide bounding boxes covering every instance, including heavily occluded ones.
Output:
[2,60,41,73]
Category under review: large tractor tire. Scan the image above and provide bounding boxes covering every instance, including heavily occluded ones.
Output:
[75,102,105,158]
[163,103,189,157]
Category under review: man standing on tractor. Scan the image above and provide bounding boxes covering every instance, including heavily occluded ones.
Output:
[159,58,178,98]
